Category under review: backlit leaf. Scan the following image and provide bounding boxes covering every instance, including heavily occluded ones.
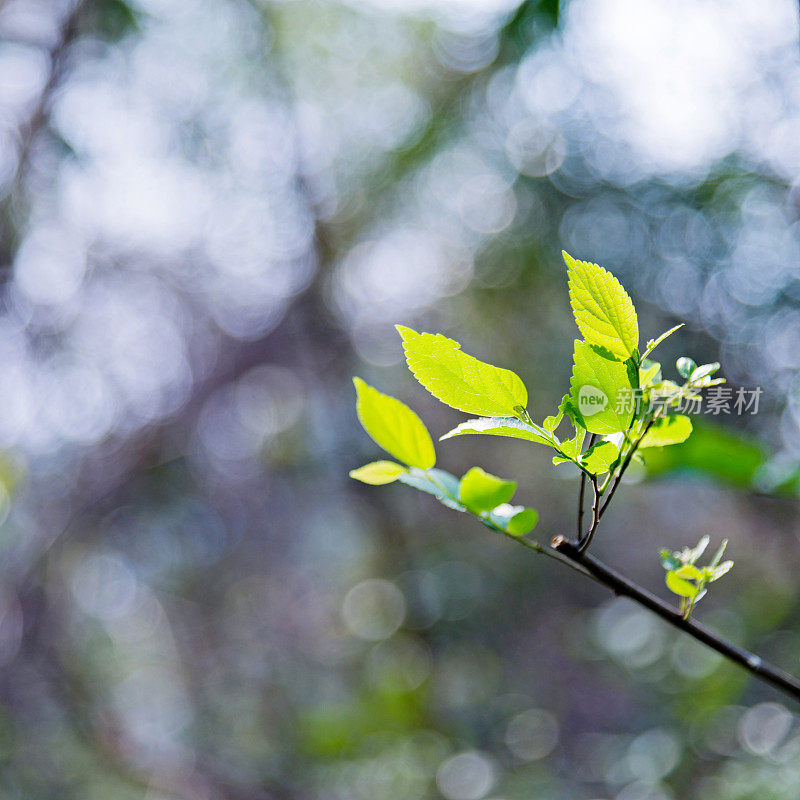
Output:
[353,377,435,469]
[440,416,551,446]
[564,250,639,359]
[488,503,538,535]
[397,467,464,511]
[581,440,620,474]
[666,570,699,598]
[459,467,516,513]
[349,461,407,485]
[397,326,528,417]
[640,415,693,448]
[569,339,633,434]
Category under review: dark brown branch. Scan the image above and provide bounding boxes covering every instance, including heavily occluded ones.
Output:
[551,536,800,703]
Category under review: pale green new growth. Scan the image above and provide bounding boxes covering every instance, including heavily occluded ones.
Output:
[441,416,551,446]
[353,377,436,470]
[459,467,516,513]
[581,440,620,474]
[569,340,633,434]
[660,536,734,619]
[349,460,407,485]
[639,415,693,448]
[643,323,684,359]
[397,325,528,418]
[564,251,639,359]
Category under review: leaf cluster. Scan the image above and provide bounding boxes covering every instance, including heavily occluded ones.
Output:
[660,536,734,619]
[349,249,734,612]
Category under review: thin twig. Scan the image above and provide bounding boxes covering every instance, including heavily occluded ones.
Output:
[598,417,656,520]
[577,474,601,553]
[577,433,596,538]
[550,536,800,703]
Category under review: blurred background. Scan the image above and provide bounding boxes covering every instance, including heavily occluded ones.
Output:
[2,0,800,797]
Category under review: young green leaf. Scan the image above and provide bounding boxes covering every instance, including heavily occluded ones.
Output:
[676,357,697,379]
[563,251,639,359]
[674,564,704,581]
[639,359,661,388]
[666,570,699,598]
[639,415,693,448]
[397,467,464,511]
[440,416,552,446]
[488,504,538,535]
[709,561,733,581]
[659,548,681,571]
[397,326,528,417]
[709,538,728,569]
[686,535,710,564]
[643,323,684,359]
[689,363,720,382]
[558,394,585,431]
[581,440,620,474]
[552,428,586,465]
[349,461,408,485]
[569,339,634,435]
[353,377,436,469]
[542,405,564,433]
[459,467,516,513]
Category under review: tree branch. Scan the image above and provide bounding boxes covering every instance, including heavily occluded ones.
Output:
[550,536,800,703]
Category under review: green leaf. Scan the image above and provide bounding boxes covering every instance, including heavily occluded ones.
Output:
[349,461,408,485]
[686,535,710,563]
[397,468,464,511]
[625,352,640,392]
[488,504,538,535]
[397,326,528,417]
[440,416,552,446]
[666,570,699,598]
[542,406,564,433]
[674,564,703,581]
[558,393,585,431]
[643,323,684,358]
[708,560,733,581]
[581,440,620,474]
[552,428,586,465]
[459,467,516,513]
[690,362,720,382]
[676,357,697,379]
[709,538,728,568]
[353,377,436,469]
[569,339,633,435]
[639,415,693,448]
[639,359,661,388]
[564,251,639,359]
[659,549,681,571]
